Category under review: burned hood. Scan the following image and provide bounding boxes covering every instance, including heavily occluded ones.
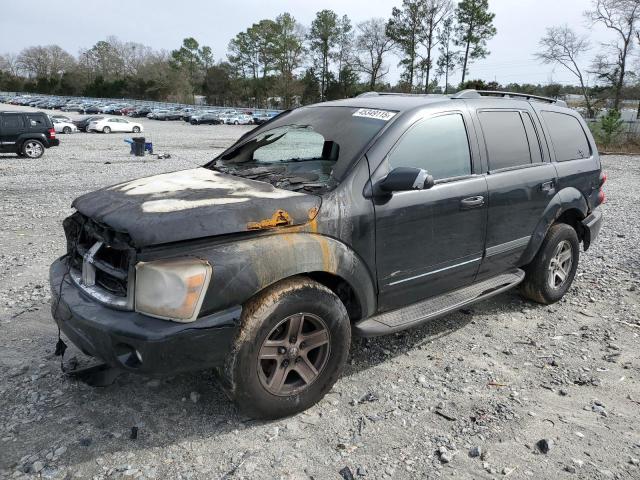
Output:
[72,168,321,247]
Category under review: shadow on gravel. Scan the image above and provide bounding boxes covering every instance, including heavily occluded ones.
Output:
[14,289,541,470]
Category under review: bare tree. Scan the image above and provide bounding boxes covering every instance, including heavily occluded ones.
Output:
[355,18,395,89]
[535,25,593,117]
[586,0,640,110]
[17,45,75,79]
[0,53,20,76]
[418,0,452,93]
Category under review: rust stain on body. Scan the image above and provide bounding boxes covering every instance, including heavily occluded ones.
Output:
[247,210,293,230]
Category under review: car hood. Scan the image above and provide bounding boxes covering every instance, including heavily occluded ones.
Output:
[72,167,321,247]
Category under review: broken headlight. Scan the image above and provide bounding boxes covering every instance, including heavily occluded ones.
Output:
[134,258,212,322]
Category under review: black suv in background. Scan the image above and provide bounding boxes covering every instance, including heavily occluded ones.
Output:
[50,90,604,418]
[0,111,59,158]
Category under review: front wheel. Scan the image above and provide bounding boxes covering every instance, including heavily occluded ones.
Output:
[520,223,580,304]
[217,277,351,419]
[132,126,140,133]
[63,126,71,134]
[102,126,111,134]
[22,140,44,159]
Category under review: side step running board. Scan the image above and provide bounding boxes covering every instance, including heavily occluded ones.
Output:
[354,269,525,337]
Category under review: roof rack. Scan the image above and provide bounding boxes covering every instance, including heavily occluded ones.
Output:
[357,91,440,98]
[451,89,567,107]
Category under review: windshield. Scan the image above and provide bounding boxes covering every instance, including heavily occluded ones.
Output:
[208,106,395,193]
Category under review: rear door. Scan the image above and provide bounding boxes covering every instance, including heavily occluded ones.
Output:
[470,104,557,279]
[0,113,25,150]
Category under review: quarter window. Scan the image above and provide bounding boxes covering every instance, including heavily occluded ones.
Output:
[541,111,591,161]
[479,111,532,170]
[2,115,23,129]
[388,113,472,181]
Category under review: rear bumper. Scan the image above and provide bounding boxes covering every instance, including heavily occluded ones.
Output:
[50,257,240,376]
[582,208,603,250]
[48,139,60,147]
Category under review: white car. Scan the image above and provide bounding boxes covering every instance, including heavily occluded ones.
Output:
[52,119,78,134]
[225,113,253,125]
[88,117,143,134]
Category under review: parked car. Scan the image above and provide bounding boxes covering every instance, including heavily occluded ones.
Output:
[50,114,73,122]
[129,107,151,118]
[52,118,78,134]
[88,117,143,133]
[252,112,276,125]
[50,90,604,419]
[225,113,253,125]
[72,116,105,132]
[0,111,59,158]
[190,112,222,125]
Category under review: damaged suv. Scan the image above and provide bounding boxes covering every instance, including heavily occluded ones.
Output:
[51,90,604,418]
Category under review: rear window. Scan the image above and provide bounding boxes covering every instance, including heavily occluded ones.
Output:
[479,111,532,170]
[541,111,591,161]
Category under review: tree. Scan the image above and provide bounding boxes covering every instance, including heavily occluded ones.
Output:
[386,0,426,91]
[308,9,340,101]
[334,15,356,97]
[272,13,305,108]
[419,0,453,92]
[535,25,594,117]
[436,17,458,93]
[355,18,395,89]
[597,108,624,146]
[586,0,640,110]
[453,0,496,84]
[17,45,75,80]
[171,37,212,95]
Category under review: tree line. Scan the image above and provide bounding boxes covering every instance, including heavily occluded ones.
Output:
[0,0,637,111]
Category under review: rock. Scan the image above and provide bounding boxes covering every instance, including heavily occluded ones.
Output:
[79,438,92,447]
[592,405,607,416]
[190,391,200,403]
[469,446,482,458]
[535,439,553,454]
[438,446,456,463]
[630,457,640,466]
[339,466,355,480]
[31,461,44,473]
[54,446,66,457]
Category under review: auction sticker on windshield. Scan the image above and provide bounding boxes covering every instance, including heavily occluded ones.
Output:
[352,109,397,121]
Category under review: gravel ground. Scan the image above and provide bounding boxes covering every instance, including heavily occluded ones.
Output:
[1,104,639,480]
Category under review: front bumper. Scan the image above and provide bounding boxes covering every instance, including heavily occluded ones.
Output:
[582,208,603,250]
[50,257,240,376]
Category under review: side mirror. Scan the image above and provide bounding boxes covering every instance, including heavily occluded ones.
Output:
[377,167,435,193]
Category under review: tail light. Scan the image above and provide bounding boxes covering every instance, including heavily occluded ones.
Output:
[48,128,56,139]
[597,171,606,205]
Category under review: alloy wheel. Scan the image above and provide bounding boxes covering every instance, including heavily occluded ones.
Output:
[257,313,331,396]
[24,141,43,158]
[548,240,573,289]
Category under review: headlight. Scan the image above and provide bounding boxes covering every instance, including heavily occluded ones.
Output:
[134,258,212,322]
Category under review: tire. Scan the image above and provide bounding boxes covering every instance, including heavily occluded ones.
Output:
[217,276,351,419]
[234,120,239,125]
[63,126,71,134]
[102,126,111,134]
[21,140,44,159]
[520,223,580,304]
[132,126,141,133]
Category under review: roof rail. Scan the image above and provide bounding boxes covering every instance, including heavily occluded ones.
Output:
[356,91,440,98]
[451,89,567,107]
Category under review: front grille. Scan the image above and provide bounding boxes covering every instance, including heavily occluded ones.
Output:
[63,212,135,309]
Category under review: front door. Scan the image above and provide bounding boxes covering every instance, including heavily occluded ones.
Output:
[372,111,488,311]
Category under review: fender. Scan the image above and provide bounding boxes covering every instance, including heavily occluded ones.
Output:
[141,232,378,321]
[520,187,588,265]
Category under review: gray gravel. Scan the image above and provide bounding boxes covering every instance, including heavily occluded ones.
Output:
[1,104,640,479]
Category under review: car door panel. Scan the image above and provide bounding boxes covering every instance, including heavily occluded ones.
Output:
[369,108,488,312]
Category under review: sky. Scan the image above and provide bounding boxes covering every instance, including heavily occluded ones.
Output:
[0,0,616,87]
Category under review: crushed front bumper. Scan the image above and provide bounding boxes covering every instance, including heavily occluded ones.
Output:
[582,208,603,250]
[50,257,240,376]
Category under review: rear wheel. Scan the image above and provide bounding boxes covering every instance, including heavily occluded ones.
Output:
[22,140,44,159]
[63,126,71,134]
[217,276,351,419]
[102,126,111,134]
[520,223,579,304]
[132,126,140,133]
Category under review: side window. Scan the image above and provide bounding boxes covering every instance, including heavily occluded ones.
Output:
[521,112,543,164]
[479,111,531,170]
[388,113,472,181]
[26,115,46,128]
[541,111,591,161]
[2,114,24,129]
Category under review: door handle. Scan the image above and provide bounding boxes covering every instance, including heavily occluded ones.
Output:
[460,196,485,209]
[540,180,555,192]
